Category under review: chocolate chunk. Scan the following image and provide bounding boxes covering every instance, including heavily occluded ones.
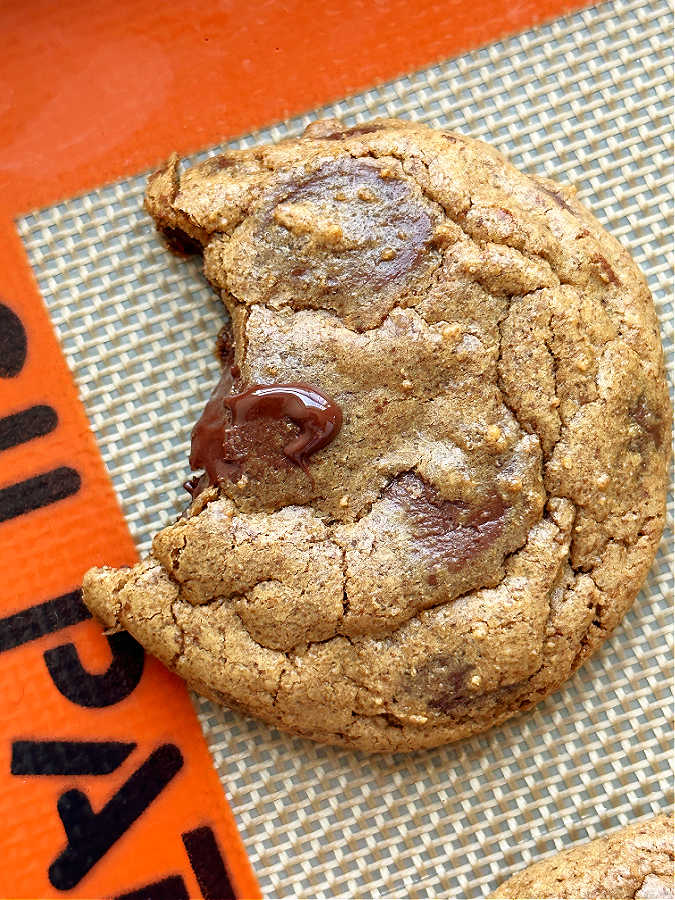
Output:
[386,473,508,569]
[413,654,475,713]
[187,366,242,494]
[239,157,438,326]
[630,396,664,450]
[159,226,202,257]
[183,472,209,499]
[277,159,433,286]
[187,375,342,495]
[224,384,342,476]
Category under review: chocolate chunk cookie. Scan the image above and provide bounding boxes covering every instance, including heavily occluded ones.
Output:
[494,814,674,899]
[83,118,671,752]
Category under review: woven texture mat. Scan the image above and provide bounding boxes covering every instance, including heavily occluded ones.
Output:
[18,0,673,895]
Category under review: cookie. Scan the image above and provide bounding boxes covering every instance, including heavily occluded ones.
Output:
[493,814,674,899]
[83,118,671,752]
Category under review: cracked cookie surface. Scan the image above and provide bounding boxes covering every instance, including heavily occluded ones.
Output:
[493,814,674,899]
[83,118,671,752]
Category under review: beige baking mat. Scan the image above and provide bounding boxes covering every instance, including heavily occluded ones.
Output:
[17,0,673,895]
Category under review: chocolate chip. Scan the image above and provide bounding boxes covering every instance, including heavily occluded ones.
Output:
[186,367,241,494]
[412,654,475,714]
[159,226,202,258]
[187,376,343,494]
[385,473,508,569]
[275,158,433,286]
[223,383,343,477]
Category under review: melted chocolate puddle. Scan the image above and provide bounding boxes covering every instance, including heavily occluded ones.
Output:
[184,365,240,497]
[185,366,342,498]
[224,384,342,475]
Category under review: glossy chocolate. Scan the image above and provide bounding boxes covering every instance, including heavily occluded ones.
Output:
[186,373,342,497]
[185,365,241,497]
[224,383,343,475]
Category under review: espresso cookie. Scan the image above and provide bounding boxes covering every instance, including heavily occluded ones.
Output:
[494,814,674,899]
[83,118,671,752]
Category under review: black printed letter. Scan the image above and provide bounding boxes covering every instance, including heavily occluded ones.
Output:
[49,744,183,890]
[44,631,144,708]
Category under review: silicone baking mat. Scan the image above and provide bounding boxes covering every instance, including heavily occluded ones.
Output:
[16,0,673,896]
